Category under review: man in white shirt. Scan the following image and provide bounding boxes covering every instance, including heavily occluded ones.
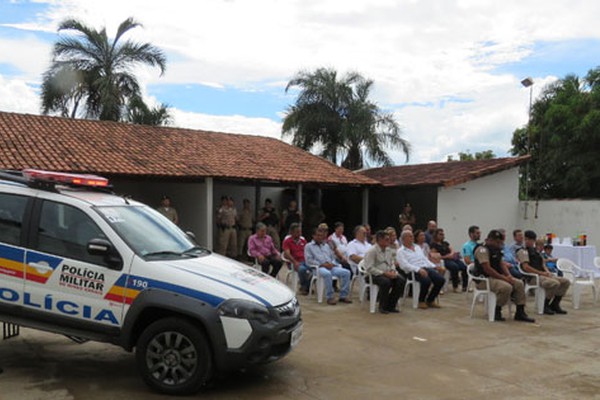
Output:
[346,225,372,274]
[397,230,445,309]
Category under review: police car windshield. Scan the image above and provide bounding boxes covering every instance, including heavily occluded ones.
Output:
[96,205,203,260]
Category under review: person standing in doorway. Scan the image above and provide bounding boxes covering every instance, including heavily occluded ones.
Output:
[216,196,238,258]
[157,195,179,225]
[259,199,281,250]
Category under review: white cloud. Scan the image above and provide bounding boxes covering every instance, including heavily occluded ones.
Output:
[171,108,283,141]
[0,75,40,114]
[1,0,599,164]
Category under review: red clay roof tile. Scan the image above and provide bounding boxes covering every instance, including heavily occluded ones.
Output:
[0,111,377,186]
[358,156,529,187]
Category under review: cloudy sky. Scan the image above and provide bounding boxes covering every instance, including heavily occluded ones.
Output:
[1,0,600,165]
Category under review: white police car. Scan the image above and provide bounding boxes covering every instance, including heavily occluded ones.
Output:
[0,169,302,395]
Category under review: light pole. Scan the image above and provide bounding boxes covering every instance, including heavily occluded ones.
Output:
[521,77,534,219]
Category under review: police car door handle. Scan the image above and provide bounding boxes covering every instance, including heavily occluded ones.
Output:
[28,262,54,273]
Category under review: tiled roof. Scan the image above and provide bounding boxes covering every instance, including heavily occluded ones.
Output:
[358,156,530,188]
[0,111,377,186]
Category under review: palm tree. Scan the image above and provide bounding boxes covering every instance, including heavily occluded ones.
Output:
[126,95,172,126]
[41,17,167,123]
[282,68,409,170]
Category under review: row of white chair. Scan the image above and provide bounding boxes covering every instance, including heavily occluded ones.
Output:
[252,254,600,320]
[469,257,599,321]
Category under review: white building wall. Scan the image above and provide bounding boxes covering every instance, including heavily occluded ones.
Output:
[518,200,600,249]
[437,168,521,250]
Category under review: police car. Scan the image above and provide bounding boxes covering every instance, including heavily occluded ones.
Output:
[0,169,302,395]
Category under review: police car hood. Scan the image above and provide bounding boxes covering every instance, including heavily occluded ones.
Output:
[160,253,294,307]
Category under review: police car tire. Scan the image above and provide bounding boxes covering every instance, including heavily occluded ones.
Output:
[135,317,212,395]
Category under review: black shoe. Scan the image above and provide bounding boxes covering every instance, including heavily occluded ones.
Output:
[514,312,535,323]
[494,307,505,322]
[543,306,555,315]
[386,307,400,313]
[551,305,567,314]
[379,308,390,314]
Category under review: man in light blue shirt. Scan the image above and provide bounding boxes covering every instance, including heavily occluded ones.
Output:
[461,225,481,265]
[499,228,524,279]
[305,227,351,305]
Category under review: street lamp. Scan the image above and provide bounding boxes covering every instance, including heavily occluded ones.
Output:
[521,77,534,219]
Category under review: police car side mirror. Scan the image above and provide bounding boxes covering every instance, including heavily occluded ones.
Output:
[186,231,196,241]
[87,238,123,270]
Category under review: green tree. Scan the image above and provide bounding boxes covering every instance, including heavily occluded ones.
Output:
[282,68,410,170]
[126,96,172,126]
[511,69,600,198]
[41,17,167,123]
[447,149,496,161]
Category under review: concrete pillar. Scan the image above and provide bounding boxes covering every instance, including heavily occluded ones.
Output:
[205,177,214,250]
[362,187,369,224]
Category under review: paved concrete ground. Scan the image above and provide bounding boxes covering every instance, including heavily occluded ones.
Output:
[1,286,600,400]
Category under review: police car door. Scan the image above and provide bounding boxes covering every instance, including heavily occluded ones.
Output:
[0,192,31,311]
[24,198,125,330]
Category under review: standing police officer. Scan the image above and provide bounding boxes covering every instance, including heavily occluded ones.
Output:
[474,230,535,322]
[517,230,570,315]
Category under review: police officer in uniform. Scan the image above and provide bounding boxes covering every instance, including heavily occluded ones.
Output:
[259,199,281,250]
[216,196,237,258]
[473,230,535,322]
[517,230,570,315]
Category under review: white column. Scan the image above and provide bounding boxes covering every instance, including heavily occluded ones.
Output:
[362,187,369,224]
[205,177,214,250]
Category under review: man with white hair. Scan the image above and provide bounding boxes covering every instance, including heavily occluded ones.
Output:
[397,230,445,309]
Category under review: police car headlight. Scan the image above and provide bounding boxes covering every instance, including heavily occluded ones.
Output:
[218,299,272,324]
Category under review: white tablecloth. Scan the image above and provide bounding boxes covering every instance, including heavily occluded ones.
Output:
[552,244,597,269]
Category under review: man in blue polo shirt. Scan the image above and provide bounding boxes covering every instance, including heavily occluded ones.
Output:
[461,225,481,265]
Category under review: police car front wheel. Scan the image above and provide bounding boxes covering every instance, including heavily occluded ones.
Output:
[135,317,212,395]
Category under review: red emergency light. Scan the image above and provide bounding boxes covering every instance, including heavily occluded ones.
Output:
[22,169,109,187]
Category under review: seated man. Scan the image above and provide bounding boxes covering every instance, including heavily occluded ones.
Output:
[430,228,468,292]
[346,225,372,273]
[498,228,524,279]
[282,223,312,295]
[517,230,570,315]
[248,222,283,278]
[473,230,535,322]
[461,225,481,265]
[305,227,352,305]
[363,230,405,314]
[328,221,352,276]
[397,230,445,309]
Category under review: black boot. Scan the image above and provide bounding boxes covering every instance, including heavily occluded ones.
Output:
[550,296,568,314]
[514,305,535,323]
[543,299,555,315]
[494,306,505,321]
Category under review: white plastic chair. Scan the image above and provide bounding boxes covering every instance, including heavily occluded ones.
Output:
[467,263,512,321]
[357,261,380,313]
[402,271,421,309]
[557,258,597,309]
[348,259,363,301]
[518,266,546,315]
[248,250,261,271]
[282,254,299,293]
[308,264,338,303]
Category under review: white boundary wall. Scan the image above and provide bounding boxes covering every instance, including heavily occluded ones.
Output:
[437,168,521,250]
[518,200,600,249]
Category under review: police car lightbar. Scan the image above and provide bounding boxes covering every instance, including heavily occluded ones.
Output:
[22,169,109,187]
